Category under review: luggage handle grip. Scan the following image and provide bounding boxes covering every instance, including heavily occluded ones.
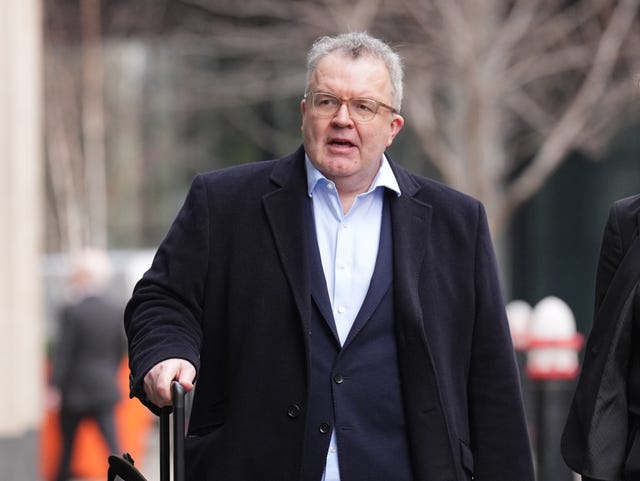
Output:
[160,381,186,481]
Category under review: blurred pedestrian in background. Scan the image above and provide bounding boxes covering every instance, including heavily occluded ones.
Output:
[49,249,126,481]
[562,194,640,481]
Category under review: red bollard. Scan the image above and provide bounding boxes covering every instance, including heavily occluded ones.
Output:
[526,297,583,481]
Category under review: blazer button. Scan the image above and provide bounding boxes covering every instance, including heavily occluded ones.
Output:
[319,423,331,434]
[287,404,301,419]
[333,374,344,384]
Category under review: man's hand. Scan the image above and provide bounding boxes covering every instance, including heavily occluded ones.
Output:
[143,358,196,407]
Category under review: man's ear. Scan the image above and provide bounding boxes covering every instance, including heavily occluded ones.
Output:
[387,114,405,146]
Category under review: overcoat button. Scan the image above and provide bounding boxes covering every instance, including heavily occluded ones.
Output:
[287,404,301,419]
[319,423,331,434]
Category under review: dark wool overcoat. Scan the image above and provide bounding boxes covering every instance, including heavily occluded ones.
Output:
[125,146,534,481]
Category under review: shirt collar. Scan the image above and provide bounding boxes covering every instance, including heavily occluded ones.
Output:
[305,154,401,198]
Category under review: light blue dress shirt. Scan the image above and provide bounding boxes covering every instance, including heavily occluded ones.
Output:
[305,154,401,481]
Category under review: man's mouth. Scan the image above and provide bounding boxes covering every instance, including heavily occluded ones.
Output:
[328,139,355,147]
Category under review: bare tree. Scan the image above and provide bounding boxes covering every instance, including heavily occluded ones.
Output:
[44,53,84,253]
[171,0,640,235]
[80,0,108,248]
[42,0,640,250]
[44,0,107,253]
[399,0,640,233]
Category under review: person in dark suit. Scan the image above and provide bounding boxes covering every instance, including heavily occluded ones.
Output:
[562,194,640,481]
[125,32,534,481]
[50,249,126,481]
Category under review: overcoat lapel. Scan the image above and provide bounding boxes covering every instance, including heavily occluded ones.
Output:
[389,166,432,342]
[389,162,457,480]
[262,150,313,337]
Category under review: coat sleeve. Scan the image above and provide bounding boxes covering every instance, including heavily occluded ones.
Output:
[124,175,209,412]
[467,203,535,481]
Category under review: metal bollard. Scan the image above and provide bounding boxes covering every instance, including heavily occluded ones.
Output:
[526,297,583,481]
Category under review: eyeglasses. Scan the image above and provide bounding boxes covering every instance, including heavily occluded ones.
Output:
[304,91,397,122]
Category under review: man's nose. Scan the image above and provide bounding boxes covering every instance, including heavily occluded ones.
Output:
[332,102,353,125]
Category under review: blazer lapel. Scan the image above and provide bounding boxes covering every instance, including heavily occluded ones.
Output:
[306,209,341,343]
[342,198,393,349]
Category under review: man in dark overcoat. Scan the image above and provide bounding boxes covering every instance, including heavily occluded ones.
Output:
[125,32,534,481]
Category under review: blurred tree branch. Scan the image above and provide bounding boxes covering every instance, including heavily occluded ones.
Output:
[80,0,108,249]
[167,0,640,234]
[502,0,638,220]
[44,0,108,252]
[43,0,640,249]
[399,0,640,233]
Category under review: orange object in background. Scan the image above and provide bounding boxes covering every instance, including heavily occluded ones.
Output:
[40,358,153,480]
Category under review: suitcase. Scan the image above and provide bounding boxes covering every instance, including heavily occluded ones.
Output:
[107,381,185,481]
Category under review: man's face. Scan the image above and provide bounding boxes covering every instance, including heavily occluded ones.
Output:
[301,52,404,191]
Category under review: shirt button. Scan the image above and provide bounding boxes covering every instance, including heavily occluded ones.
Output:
[319,423,331,434]
[337,306,345,314]
[334,374,344,384]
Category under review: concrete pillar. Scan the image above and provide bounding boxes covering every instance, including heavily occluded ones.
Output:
[0,0,45,479]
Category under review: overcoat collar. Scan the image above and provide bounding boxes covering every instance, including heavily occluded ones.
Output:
[262,146,433,341]
[262,147,313,336]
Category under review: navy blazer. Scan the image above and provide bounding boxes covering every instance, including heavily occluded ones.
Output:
[125,146,534,481]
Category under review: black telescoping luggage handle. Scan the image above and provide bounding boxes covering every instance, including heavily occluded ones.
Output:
[160,381,185,481]
[107,381,186,481]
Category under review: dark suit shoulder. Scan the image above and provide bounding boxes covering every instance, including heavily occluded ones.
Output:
[613,193,640,214]
[195,148,304,194]
[612,194,640,237]
[390,161,481,210]
[609,194,640,254]
[593,194,640,329]
[197,159,279,185]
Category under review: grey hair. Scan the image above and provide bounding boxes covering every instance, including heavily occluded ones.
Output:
[305,32,404,111]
